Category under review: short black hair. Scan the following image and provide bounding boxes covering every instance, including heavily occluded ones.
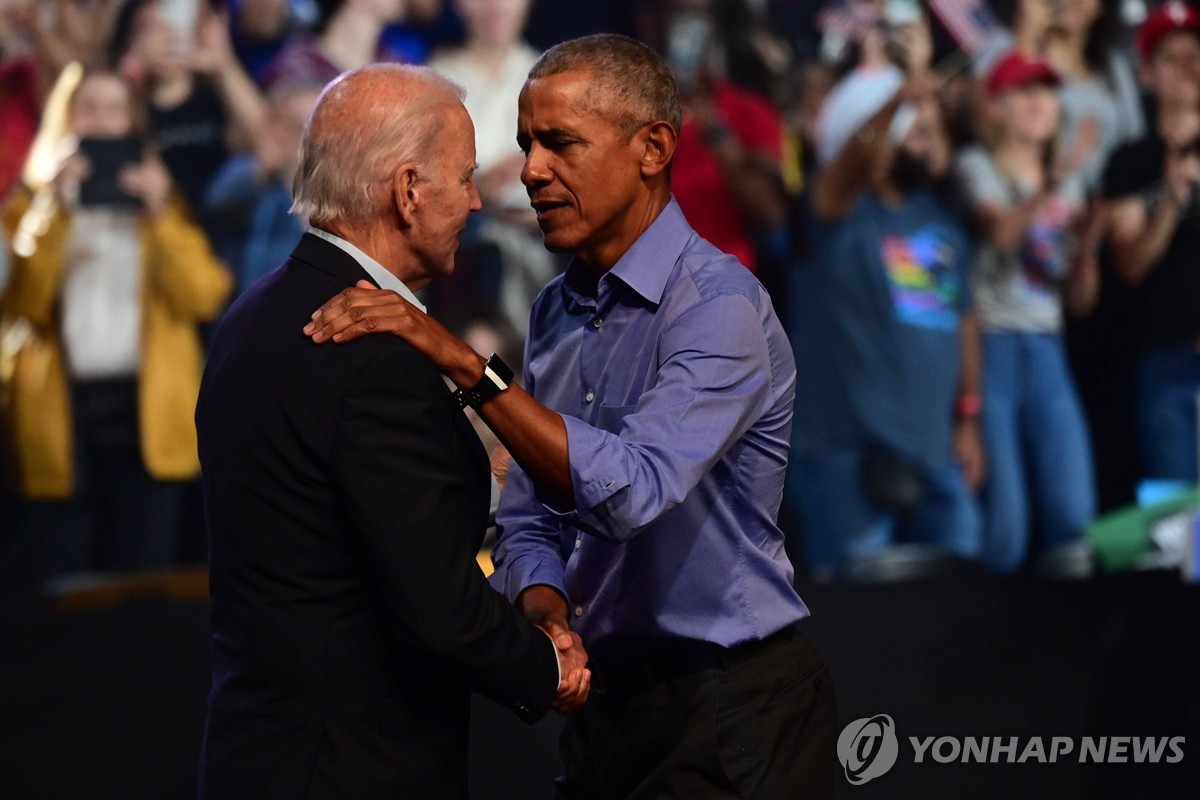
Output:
[529,34,683,135]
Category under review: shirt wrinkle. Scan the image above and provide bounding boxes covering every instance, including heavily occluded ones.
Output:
[490,196,808,657]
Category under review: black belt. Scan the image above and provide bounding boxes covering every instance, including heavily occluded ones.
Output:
[589,623,801,699]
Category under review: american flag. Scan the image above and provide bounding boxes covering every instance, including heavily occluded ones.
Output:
[927,0,1003,54]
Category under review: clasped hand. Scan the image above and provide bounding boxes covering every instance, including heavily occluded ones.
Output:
[545,618,591,715]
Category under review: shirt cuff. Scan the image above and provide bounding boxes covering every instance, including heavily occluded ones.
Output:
[541,627,561,688]
[488,552,568,606]
[560,414,632,517]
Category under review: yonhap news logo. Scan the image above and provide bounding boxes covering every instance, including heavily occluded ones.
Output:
[837,715,899,785]
[836,714,1186,787]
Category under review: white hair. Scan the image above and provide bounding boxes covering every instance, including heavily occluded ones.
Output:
[290,64,466,226]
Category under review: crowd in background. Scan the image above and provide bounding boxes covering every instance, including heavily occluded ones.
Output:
[1,0,1198,586]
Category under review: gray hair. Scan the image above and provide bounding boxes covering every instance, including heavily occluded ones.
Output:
[290,64,465,226]
[529,34,682,136]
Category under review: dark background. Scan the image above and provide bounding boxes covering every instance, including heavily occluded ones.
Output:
[1,570,1197,799]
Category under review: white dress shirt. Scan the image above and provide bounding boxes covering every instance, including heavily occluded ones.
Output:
[307,228,506,527]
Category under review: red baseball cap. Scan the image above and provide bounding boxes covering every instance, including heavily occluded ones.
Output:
[1136,1,1200,59]
[985,51,1061,96]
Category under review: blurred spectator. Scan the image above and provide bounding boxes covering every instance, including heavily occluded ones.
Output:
[261,0,442,89]
[0,216,8,293]
[112,0,267,211]
[229,0,324,76]
[0,4,38,202]
[781,60,836,194]
[637,0,789,274]
[234,0,446,79]
[788,15,984,581]
[203,78,322,294]
[710,0,795,105]
[2,0,125,81]
[956,51,1098,575]
[0,51,39,204]
[763,0,827,66]
[428,0,556,335]
[1104,1,1200,481]
[521,0,639,51]
[235,0,321,39]
[983,0,1144,191]
[0,0,127,201]
[0,70,232,577]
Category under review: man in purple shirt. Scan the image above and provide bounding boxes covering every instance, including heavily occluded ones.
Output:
[307,34,836,799]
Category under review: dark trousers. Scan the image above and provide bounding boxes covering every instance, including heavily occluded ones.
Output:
[556,624,837,800]
[17,379,182,577]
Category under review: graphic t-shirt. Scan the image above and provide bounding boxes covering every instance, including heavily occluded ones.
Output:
[955,145,1083,334]
[790,191,972,469]
[879,226,965,332]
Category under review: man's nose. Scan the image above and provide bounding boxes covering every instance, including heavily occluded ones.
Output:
[521,147,551,187]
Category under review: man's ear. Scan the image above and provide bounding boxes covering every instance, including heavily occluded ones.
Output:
[639,121,677,178]
[392,162,420,226]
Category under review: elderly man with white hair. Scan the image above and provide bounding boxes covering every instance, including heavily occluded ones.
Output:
[195,64,589,800]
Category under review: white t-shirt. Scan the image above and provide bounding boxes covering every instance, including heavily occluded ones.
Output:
[956,145,1085,334]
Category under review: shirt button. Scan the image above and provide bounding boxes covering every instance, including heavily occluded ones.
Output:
[592,317,604,328]
[585,389,595,403]
[575,537,582,550]
[575,606,584,617]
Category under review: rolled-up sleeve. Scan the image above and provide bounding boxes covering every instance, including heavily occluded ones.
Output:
[563,291,772,542]
[489,458,570,603]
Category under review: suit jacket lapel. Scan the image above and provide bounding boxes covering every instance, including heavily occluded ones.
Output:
[291,231,489,498]
[289,232,381,289]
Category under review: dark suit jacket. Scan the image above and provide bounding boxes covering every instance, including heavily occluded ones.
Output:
[196,233,558,800]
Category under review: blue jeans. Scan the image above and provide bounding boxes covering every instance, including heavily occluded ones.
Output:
[1137,345,1200,482]
[787,449,981,579]
[980,332,1095,574]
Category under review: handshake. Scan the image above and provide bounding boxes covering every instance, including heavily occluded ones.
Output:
[520,585,592,714]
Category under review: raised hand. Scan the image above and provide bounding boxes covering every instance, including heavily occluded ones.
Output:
[51,152,90,208]
[119,153,172,218]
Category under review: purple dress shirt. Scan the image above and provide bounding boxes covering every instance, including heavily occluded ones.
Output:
[490,198,809,661]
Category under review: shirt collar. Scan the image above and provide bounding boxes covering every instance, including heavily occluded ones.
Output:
[307,226,427,314]
[562,196,692,308]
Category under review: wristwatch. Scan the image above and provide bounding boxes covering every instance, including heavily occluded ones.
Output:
[453,353,514,410]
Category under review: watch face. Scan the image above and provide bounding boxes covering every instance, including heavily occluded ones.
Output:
[461,355,514,410]
[485,354,515,386]
[483,366,509,392]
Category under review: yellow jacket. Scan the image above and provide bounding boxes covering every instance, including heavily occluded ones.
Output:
[1,191,232,499]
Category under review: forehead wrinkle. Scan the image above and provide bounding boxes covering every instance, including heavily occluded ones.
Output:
[539,100,630,144]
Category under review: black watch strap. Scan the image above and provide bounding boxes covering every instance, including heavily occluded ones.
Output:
[453,353,514,410]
